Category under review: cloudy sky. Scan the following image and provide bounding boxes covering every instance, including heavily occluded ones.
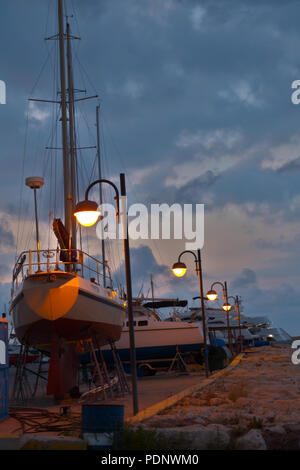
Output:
[1,0,300,334]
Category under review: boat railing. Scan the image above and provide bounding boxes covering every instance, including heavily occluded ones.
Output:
[12,248,113,290]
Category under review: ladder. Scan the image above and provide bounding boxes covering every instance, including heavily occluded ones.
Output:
[167,345,189,374]
[11,344,33,404]
[109,341,129,394]
[79,338,129,403]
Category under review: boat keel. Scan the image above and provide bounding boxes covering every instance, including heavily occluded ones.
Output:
[47,335,78,397]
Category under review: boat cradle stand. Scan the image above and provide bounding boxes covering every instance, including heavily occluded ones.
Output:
[78,338,129,403]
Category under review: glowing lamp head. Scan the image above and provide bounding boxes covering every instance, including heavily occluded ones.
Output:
[222,302,232,312]
[206,289,218,301]
[171,261,187,277]
[74,200,102,227]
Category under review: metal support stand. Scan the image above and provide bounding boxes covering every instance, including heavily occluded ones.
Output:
[94,338,114,399]
[32,351,48,398]
[11,344,32,405]
[167,346,189,374]
[87,339,108,400]
[109,341,130,394]
[79,339,129,403]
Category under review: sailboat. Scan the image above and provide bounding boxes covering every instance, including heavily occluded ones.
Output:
[10,0,126,395]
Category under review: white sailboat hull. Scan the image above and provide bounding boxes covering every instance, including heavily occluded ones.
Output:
[11,271,126,347]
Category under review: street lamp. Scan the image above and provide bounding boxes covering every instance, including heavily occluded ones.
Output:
[74,173,139,415]
[206,281,233,354]
[171,261,187,277]
[74,178,120,226]
[171,249,209,378]
[206,290,218,301]
[228,295,243,353]
[74,200,102,227]
[222,302,232,312]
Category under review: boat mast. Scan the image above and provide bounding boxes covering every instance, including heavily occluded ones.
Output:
[96,104,106,287]
[150,274,154,302]
[150,274,156,314]
[57,0,72,247]
[66,21,77,250]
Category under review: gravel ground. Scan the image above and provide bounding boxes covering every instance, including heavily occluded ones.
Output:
[142,345,300,449]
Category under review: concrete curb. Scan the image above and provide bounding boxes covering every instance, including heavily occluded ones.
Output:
[0,432,87,450]
[126,353,244,425]
[19,434,87,450]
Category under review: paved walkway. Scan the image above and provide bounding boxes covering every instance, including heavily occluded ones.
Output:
[0,367,208,435]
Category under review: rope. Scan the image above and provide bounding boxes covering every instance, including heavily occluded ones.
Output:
[9,407,81,436]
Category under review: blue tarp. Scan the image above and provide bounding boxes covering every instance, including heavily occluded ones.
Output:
[254,340,270,347]
[208,332,226,347]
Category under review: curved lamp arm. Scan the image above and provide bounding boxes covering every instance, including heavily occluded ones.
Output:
[210,280,225,291]
[178,250,197,263]
[227,295,240,307]
[85,178,120,223]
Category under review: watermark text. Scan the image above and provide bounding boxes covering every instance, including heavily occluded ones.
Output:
[0,80,6,104]
[96,199,204,250]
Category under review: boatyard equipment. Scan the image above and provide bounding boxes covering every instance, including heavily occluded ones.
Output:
[0,314,8,422]
[81,403,124,449]
[78,338,129,403]
[11,344,33,405]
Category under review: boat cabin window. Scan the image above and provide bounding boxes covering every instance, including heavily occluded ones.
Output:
[138,320,148,326]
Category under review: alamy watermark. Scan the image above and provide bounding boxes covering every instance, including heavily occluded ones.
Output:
[291,340,300,365]
[0,80,6,104]
[96,198,204,250]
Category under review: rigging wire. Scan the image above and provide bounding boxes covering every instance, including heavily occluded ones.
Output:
[16,0,163,294]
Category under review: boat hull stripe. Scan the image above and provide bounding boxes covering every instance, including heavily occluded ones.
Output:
[78,289,125,311]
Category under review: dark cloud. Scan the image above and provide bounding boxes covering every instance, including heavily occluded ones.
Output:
[230,281,300,337]
[277,157,300,173]
[113,244,198,302]
[0,219,14,248]
[127,245,168,283]
[232,268,257,289]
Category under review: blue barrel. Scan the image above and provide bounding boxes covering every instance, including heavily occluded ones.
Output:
[81,403,124,449]
[0,316,8,422]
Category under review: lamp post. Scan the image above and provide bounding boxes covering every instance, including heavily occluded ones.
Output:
[25,177,44,271]
[227,296,237,353]
[74,173,139,415]
[206,281,233,354]
[171,249,209,378]
[234,296,243,353]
